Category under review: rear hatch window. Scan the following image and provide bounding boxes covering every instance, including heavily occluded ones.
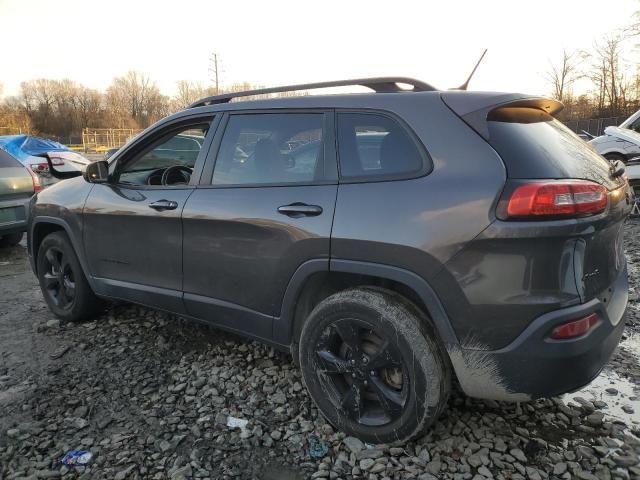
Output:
[487,107,621,190]
[0,149,22,168]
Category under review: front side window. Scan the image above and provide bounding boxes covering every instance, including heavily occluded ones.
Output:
[118,123,209,186]
[337,113,424,179]
[212,113,324,185]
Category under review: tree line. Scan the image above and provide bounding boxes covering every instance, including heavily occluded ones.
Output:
[0,73,303,142]
[546,11,640,122]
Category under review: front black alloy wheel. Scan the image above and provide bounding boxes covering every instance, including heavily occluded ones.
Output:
[299,288,451,444]
[37,231,103,322]
[41,246,76,310]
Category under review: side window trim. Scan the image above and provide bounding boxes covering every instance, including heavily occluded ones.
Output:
[110,114,218,190]
[334,109,433,184]
[199,109,338,188]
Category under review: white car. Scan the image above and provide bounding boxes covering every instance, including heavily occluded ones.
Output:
[0,135,90,187]
[589,110,640,162]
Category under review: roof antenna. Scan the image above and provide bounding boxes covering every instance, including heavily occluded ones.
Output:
[455,49,487,90]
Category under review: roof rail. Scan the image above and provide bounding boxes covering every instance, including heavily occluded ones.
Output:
[187,77,436,108]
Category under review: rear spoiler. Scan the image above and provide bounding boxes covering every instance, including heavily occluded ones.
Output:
[34,153,82,180]
[440,92,563,140]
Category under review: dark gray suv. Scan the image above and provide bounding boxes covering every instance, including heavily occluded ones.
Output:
[27,78,632,443]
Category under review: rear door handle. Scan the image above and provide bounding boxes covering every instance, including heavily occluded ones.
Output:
[149,200,178,211]
[277,203,323,217]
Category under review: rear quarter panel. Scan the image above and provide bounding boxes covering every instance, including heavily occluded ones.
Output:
[331,95,507,335]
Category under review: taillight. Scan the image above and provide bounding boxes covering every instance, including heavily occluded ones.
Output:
[504,180,608,219]
[26,167,43,193]
[30,158,64,172]
[549,313,599,340]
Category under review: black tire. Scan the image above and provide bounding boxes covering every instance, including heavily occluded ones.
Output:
[37,231,103,322]
[604,153,626,163]
[299,287,450,443]
[0,232,23,247]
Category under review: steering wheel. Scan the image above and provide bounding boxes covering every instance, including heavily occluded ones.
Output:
[161,165,192,186]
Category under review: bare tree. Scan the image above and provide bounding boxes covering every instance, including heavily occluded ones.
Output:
[172,80,210,110]
[546,50,583,103]
[76,86,103,129]
[587,35,629,116]
[106,71,168,128]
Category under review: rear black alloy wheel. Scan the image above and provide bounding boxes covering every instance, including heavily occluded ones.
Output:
[37,231,103,322]
[299,288,450,444]
[315,318,408,426]
[42,246,76,311]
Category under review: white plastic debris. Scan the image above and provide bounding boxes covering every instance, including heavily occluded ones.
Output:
[226,416,249,433]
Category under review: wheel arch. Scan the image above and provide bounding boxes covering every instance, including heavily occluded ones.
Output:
[30,217,93,288]
[275,258,459,352]
[599,149,629,160]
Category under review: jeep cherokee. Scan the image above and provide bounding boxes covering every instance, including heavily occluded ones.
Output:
[27,78,631,443]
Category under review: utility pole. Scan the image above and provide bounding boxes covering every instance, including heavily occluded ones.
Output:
[209,52,222,94]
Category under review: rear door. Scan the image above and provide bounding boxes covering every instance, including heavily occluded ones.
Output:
[182,111,337,341]
[0,149,33,229]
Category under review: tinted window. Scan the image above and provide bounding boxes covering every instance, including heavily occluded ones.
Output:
[212,114,324,185]
[337,113,423,179]
[119,124,209,185]
[0,150,21,168]
[487,108,616,188]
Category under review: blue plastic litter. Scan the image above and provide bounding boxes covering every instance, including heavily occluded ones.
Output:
[308,435,329,458]
[61,450,92,466]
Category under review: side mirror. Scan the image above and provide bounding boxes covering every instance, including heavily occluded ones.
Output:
[83,161,110,183]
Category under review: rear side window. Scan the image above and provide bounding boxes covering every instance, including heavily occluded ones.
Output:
[487,107,615,188]
[0,150,21,168]
[212,113,324,186]
[337,113,424,180]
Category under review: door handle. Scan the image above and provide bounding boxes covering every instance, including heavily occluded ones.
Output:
[277,203,323,217]
[149,200,178,211]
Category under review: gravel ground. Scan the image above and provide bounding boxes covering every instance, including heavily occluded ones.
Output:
[2,223,640,480]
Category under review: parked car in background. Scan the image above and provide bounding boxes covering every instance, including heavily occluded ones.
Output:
[103,148,119,161]
[590,109,640,161]
[0,148,40,246]
[0,135,90,187]
[28,78,632,443]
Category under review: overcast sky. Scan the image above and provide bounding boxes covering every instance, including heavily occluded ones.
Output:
[1,0,638,98]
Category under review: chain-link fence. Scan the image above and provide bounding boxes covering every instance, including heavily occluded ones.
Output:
[0,127,27,136]
[81,128,142,153]
[563,116,627,137]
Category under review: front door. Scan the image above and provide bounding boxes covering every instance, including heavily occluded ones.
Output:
[182,111,338,341]
[83,117,214,312]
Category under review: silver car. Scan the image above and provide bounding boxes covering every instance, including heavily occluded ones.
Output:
[0,148,39,246]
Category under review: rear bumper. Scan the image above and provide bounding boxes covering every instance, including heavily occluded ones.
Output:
[0,196,30,236]
[451,263,628,401]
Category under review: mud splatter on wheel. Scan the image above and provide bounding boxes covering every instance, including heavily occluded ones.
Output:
[298,287,450,444]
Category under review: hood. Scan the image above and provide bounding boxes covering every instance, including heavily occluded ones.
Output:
[602,126,640,147]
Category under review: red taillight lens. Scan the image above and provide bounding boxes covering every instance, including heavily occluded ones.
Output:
[26,167,43,193]
[549,313,599,340]
[506,181,608,218]
[30,158,64,172]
